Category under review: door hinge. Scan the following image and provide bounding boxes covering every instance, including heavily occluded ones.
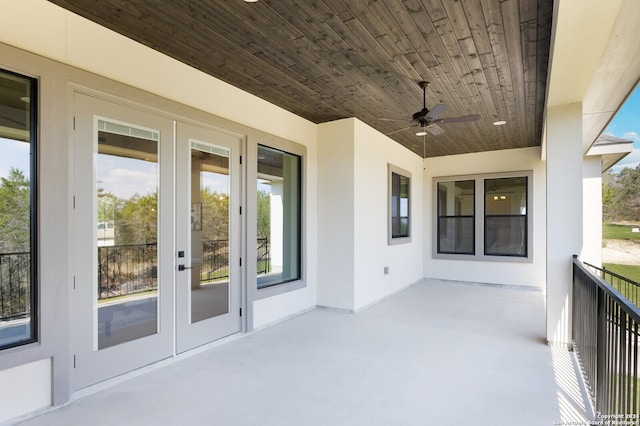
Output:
[73,355,76,369]
[73,116,76,130]
[73,195,76,209]
[73,276,76,290]
[240,155,242,164]
[239,258,242,267]
[239,308,242,317]
[239,206,242,215]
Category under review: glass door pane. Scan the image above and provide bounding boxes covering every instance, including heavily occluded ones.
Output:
[175,122,241,354]
[190,141,230,323]
[95,119,159,349]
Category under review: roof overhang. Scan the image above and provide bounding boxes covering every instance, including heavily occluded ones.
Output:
[544,0,640,157]
[586,135,633,172]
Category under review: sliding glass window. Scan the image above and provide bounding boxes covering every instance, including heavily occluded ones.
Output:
[256,145,301,289]
[484,177,528,257]
[437,180,474,255]
[0,69,37,350]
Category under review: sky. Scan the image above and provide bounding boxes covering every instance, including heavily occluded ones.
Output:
[603,84,640,173]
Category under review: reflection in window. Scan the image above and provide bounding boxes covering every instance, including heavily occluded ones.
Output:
[390,172,410,239]
[189,141,230,323]
[96,119,159,349]
[0,69,37,350]
[437,180,475,254]
[257,145,301,289]
[484,177,528,257]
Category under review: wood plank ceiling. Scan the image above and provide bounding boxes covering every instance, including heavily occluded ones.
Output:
[47,0,553,158]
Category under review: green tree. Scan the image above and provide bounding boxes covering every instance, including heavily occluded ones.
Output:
[200,189,229,241]
[603,165,640,222]
[257,189,270,239]
[0,167,30,252]
[115,192,158,244]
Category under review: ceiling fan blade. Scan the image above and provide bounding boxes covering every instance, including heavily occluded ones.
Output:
[379,117,411,123]
[425,103,448,121]
[426,124,444,136]
[385,124,419,136]
[439,114,481,124]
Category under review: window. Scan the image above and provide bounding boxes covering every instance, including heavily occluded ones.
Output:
[433,172,532,261]
[484,177,528,257]
[437,180,474,254]
[388,165,411,244]
[0,69,37,350]
[257,145,302,289]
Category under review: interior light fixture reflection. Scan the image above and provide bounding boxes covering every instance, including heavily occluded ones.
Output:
[493,120,507,126]
[416,130,427,136]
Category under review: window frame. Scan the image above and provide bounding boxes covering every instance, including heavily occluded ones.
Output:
[432,171,533,262]
[484,176,528,258]
[256,144,302,290]
[250,136,307,301]
[0,68,38,351]
[436,179,475,255]
[388,164,411,245]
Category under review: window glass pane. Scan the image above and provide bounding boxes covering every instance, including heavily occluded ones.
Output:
[190,141,230,322]
[484,177,527,257]
[0,69,36,349]
[257,145,301,289]
[437,180,474,254]
[391,172,410,238]
[96,120,159,349]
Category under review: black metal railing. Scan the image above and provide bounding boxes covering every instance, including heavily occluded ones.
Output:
[573,256,640,416]
[257,237,270,275]
[0,251,30,321]
[2,238,273,309]
[98,243,157,300]
[202,240,229,282]
[584,263,640,309]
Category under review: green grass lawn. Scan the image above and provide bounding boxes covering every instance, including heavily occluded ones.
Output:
[603,223,640,240]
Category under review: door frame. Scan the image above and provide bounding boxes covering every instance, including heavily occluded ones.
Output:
[70,89,249,390]
[175,121,244,353]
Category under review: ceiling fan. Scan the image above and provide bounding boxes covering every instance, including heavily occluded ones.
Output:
[382,81,481,136]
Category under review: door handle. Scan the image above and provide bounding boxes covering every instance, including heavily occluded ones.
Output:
[178,264,192,271]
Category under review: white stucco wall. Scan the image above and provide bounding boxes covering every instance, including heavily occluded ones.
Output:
[0,0,319,415]
[352,120,424,310]
[423,147,547,289]
[317,119,424,311]
[546,104,583,346]
[582,157,603,266]
[317,119,356,310]
[0,358,51,423]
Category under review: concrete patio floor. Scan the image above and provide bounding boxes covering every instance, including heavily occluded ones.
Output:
[16,279,592,425]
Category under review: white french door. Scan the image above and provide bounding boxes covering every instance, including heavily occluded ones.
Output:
[175,122,241,353]
[72,94,242,389]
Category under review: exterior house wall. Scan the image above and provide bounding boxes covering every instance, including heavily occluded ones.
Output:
[0,1,319,419]
[317,119,424,312]
[423,147,547,289]
[0,0,633,422]
[546,103,584,347]
[582,156,603,267]
[352,120,424,310]
[317,119,356,310]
